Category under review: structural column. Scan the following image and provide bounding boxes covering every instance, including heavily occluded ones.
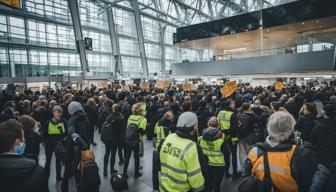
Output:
[333,46,336,71]
[131,0,149,78]
[159,25,166,76]
[106,7,123,76]
[67,0,89,75]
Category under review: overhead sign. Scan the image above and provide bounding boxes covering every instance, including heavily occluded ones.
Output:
[275,81,284,91]
[0,0,21,9]
[221,81,237,97]
[84,37,92,51]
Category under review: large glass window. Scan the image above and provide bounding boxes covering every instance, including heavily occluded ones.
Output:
[113,8,137,37]
[122,56,142,76]
[29,50,48,76]
[9,17,25,43]
[0,48,9,77]
[79,0,109,30]
[28,20,47,46]
[142,16,160,42]
[119,38,140,56]
[0,15,8,43]
[46,23,58,47]
[145,43,161,59]
[9,49,28,77]
[57,25,75,49]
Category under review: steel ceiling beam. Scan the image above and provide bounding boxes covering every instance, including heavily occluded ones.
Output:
[171,0,213,20]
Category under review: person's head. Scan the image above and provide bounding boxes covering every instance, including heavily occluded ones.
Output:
[170,102,180,112]
[23,100,30,108]
[211,96,217,102]
[242,102,250,112]
[303,102,316,116]
[87,98,96,105]
[0,120,25,154]
[176,112,198,135]
[112,104,123,114]
[50,100,57,109]
[163,111,174,122]
[39,99,48,107]
[199,99,207,109]
[103,99,114,110]
[288,97,294,103]
[53,106,63,120]
[153,96,159,102]
[324,104,335,119]
[118,91,127,101]
[228,100,235,110]
[163,101,170,108]
[68,101,83,116]
[98,95,104,104]
[207,117,219,128]
[63,93,73,103]
[271,102,280,113]
[182,101,192,112]
[254,99,261,107]
[17,115,37,135]
[267,111,295,143]
[132,103,145,116]
[32,101,38,110]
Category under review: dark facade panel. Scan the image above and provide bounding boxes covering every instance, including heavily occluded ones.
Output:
[175,0,336,43]
[171,50,334,76]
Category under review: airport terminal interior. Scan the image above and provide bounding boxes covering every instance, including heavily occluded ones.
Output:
[0,0,336,192]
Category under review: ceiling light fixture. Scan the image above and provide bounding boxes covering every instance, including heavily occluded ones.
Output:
[316,20,319,23]
[302,22,305,25]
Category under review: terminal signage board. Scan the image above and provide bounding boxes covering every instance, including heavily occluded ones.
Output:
[0,0,20,9]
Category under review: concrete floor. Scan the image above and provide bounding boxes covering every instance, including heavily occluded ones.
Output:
[39,133,239,192]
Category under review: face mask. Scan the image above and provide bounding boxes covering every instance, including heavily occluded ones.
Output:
[15,141,26,155]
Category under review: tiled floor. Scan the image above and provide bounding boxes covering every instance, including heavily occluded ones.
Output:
[39,133,239,192]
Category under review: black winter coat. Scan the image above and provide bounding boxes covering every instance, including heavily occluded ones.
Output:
[310,118,336,168]
[294,115,315,142]
[24,131,42,160]
[104,112,125,144]
[83,104,98,128]
[0,154,48,192]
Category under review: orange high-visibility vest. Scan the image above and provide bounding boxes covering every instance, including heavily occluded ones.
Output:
[248,145,299,192]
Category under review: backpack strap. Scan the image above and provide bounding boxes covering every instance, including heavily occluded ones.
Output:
[262,149,275,192]
[256,144,280,192]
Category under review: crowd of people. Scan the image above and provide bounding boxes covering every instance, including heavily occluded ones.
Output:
[0,82,336,192]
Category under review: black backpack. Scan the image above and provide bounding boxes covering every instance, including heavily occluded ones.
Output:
[125,123,139,147]
[111,173,128,191]
[101,116,116,143]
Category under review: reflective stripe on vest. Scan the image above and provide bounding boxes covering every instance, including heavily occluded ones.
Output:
[218,110,233,131]
[127,115,144,126]
[199,136,225,167]
[48,122,65,135]
[160,133,205,192]
[231,137,239,142]
[250,145,299,192]
[155,123,171,149]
